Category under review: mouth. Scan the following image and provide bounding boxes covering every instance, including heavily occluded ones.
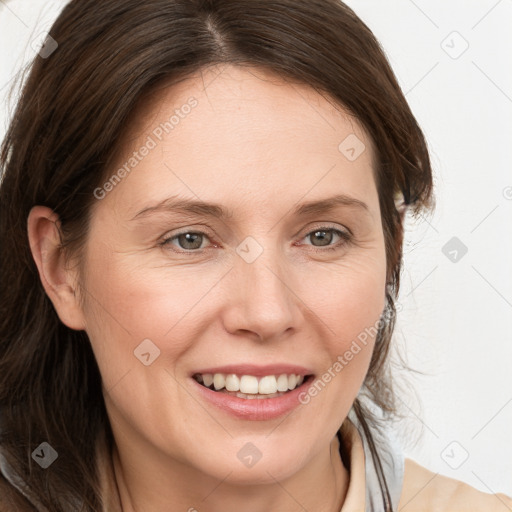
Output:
[192,372,314,399]
[190,364,316,420]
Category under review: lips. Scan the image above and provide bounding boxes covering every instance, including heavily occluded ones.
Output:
[189,364,315,420]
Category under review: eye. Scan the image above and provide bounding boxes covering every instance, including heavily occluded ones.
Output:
[159,226,352,254]
[160,231,211,251]
[301,227,351,251]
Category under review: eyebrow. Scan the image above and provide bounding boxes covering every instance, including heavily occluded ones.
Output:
[129,193,370,221]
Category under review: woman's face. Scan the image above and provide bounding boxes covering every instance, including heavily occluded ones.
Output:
[79,65,387,483]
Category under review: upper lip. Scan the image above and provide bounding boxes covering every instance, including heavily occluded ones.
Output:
[191,364,314,377]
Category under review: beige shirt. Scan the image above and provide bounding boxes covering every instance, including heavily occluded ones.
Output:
[1,417,511,511]
[338,417,512,511]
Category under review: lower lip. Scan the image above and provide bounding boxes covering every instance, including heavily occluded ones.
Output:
[191,376,315,421]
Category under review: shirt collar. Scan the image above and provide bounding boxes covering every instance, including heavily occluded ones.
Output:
[338,416,367,512]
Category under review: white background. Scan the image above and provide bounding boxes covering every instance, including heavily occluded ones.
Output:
[1,0,511,498]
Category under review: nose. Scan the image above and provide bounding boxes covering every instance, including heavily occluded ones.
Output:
[221,243,301,342]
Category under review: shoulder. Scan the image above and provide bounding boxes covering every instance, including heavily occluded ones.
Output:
[0,472,35,512]
[398,457,512,512]
[0,448,36,512]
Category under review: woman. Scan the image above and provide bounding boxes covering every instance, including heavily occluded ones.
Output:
[0,1,510,511]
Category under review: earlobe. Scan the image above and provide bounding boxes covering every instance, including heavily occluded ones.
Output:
[394,191,407,224]
[27,206,86,331]
[399,205,407,223]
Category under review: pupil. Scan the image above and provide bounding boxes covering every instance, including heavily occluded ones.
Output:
[179,233,202,249]
[312,230,332,246]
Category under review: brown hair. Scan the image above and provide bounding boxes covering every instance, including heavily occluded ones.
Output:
[0,0,434,510]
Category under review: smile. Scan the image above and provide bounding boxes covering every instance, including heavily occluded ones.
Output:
[190,366,315,420]
[193,373,308,398]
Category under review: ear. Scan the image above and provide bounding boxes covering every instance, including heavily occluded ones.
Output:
[394,191,407,224]
[27,206,86,330]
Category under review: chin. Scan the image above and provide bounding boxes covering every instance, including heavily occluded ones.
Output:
[197,439,308,484]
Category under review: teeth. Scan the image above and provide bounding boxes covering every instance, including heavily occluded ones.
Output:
[258,375,277,394]
[240,375,259,394]
[225,374,240,392]
[276,374,289,392]
[213,373,225,390]
[223,389,287,399]
[195,372,307,394]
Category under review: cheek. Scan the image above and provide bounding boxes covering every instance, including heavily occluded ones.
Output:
[299,249,387,386]
[81,249,230,382]
[82,231,386,393]
[304,248,387,338]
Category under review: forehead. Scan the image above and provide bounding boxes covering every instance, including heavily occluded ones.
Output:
[102,64,378,221]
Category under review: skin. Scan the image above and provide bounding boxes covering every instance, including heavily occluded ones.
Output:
[28,65,388,512]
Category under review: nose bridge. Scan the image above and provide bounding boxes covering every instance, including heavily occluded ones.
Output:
[225,235,299,339]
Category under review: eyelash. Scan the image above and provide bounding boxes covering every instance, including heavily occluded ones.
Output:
[159,226,352,254]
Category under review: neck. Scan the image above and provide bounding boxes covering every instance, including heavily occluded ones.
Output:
[112,434,349,512]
